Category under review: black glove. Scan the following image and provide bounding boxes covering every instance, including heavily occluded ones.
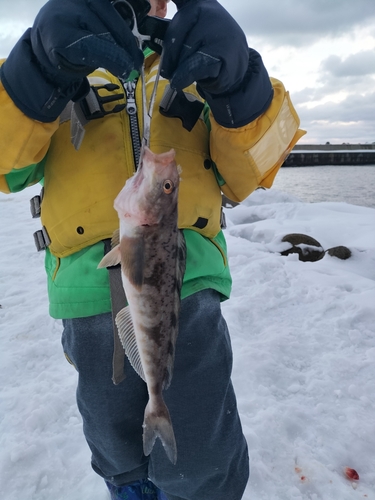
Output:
[0,0,144,122]
[162,0,273,128]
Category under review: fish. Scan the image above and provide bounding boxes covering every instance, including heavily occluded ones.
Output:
[98,146,186,464]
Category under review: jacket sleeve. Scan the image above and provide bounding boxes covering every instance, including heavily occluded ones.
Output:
[0,63,59,193]
[209,77,306,202]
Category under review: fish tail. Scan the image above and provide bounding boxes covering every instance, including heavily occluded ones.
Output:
[143,398,177,464]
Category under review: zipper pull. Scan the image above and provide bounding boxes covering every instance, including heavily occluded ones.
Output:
[125,81,137,115]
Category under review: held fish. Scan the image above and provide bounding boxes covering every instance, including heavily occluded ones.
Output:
[98,146,186,464]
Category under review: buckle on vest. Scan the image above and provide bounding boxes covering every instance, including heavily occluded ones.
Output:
[30,195,41,218]
[30,188,44,218]
[80,84,126,121]
[69,84,126,150]
[33,226,51,252]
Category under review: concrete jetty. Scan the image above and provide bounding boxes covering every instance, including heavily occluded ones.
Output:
[283,144,375,166]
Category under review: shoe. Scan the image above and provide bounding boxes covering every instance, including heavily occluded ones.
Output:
[106,479,167,500]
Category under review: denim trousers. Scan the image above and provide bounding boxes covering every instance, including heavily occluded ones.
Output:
[62,289,249,500]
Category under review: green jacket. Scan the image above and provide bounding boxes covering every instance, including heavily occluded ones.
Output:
[44,230,230,319]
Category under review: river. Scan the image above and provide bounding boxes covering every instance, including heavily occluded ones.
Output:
[272,165,375,208]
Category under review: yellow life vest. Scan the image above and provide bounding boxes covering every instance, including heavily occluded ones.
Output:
[41,53,223,258]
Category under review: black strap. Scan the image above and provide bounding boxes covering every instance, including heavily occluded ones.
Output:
[103,239,127,385]
[159,85,204,132]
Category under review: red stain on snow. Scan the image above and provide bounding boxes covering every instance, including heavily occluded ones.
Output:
[344,467,359,481]
[294,467,307,482]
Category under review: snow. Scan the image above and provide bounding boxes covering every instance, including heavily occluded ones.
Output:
[1,185,375,500]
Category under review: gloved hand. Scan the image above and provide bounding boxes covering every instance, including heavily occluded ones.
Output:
[0,0,144,122]
[163,0,273,128]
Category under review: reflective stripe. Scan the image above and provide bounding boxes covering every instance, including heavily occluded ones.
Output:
[87,76,111,85]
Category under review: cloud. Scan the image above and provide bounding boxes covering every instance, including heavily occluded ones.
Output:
[293,75,375,107]
[300,119,374,145]
[222,0,375,47]
[296,90,375,144]
[303,91,375,122]
[0,0,45,22]
[0,21,32,59]
[0,1,45,58]
[321,51,375,78]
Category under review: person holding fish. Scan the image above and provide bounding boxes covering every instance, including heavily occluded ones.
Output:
[0,0,304,499]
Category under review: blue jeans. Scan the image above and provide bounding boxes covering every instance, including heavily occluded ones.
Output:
[62,289,249,500]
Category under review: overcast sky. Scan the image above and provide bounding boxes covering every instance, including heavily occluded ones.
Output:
[1,0,375,144]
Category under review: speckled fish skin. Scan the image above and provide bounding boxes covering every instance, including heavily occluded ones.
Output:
[99,146,186,464]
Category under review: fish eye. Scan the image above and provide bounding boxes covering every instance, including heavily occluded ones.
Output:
[163,180,174,194]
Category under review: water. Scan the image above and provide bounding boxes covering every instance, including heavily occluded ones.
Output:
[272,165,375,208]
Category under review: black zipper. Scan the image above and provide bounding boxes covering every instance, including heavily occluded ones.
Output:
[122,79,141,170]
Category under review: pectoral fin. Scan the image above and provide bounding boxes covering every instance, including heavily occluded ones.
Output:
[111,228,120,248]
[97,245,121,268]
[115,306,145,382]
[120,235,145,288]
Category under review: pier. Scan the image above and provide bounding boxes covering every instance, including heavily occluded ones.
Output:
[283,144,375,166]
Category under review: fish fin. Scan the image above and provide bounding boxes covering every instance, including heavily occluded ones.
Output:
[120,236,145,288]
[177,230,187,286]
[115,306,146,382]
[97,245,121,268]
[143,397,177,464]
[111,228,120,248]
[144,146,176,166]
[164,364,173,392]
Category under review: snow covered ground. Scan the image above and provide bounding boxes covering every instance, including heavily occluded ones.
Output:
[1,185,374,500]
